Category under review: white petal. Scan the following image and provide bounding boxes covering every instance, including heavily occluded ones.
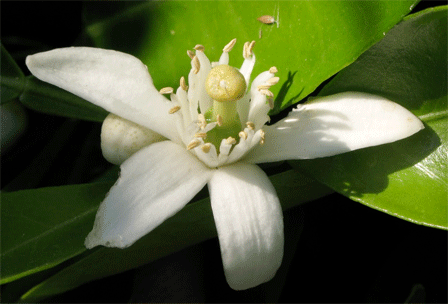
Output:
[208,163,284,290]
[188,51,212,114]
[245,92,424,163]
[85,141,212,249]
[26,47,181,143]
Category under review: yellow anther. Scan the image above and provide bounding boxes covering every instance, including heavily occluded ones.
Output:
[187,50,195,59]
[239,131,248,140]
[201,143,212,153]
[259,129,266,145]
[267,77,280,85]
[243,41,250,59]
[216,114,223,126]
[197,114,207,130]
[180,76,188,91]
[260,89,274,98]
[192,56,200,74]
[225,137,237,145]
[257,15,275,24]
[246,121,255,130]
[194,44,205,51]
[248,41,256,55]
[269,66,278,74]
[168,105,181,114]
[159,87,174,94]
[194,132,207,138]
[257,84,271,90]
[187,139,201,150]
[223,38,237,53]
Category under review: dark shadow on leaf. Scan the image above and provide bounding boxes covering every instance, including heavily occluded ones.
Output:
[291,125,440,197]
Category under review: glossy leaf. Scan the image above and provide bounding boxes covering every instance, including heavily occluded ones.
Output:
[1,182,114,284]
[17,170,333,302]
[84,1,418,114]
[290,7,448,229]
[1,44,25,103]
[19,76,108,122]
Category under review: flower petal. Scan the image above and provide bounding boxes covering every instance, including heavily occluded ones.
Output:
[245,92,424,163]
[26,47,181,143]
[208,163,284,290]
[85,141,212,249]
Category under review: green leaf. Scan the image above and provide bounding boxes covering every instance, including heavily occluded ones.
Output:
[84,1,418,114]
[1,182,114,284]
[1,44,25,104]
[290,7,448,229]
[15,170,332,302]
[19,76,108,122]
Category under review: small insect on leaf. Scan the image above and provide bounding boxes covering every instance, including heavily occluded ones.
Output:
[257,15,275,25]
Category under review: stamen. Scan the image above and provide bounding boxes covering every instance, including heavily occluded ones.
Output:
[223,38,237,53]
[246,121,255,130]
[260,89,274,98]
[187,50,195,59]
[226,137,237,145]
[194,44,205,51]
[180,76,188,91]
[243,41,250,59]
[197,113,207,130]
[187,139,201,150]
[248,40,256,55]
[168,105,181,114]
[239,131,248,140]
[192,56,200,74]
[267,77,280,85]
[159,87,174,94]
[257,84,271,90]
[216,114,223,127]
[260,129,266,145]
[201,143,212,153]
[269,66,278,74]
[194,132,207,138]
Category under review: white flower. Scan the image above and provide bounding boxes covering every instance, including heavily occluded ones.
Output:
[26,39,423,290]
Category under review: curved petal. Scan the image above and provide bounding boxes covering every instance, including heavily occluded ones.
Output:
[245,92,424,163]
[26,47,181,143]
[208,163,284,290]
[101,113,165,165]
[85,141,212,249]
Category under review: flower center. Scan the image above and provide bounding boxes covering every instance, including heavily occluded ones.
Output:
[204,65,246,151]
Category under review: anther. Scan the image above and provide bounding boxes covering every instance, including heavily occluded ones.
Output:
[239,131,248,140]
[216,114,223,127]
[159,87,174,94]
[194,44,205,51]
[269,66,278,74]
[192,56,200,74]
[223,38,237,52]
[243,41,250,59]
[187,50,195,59]
[246,121,255,130]
[257,84,271,90]
[201,143,212,153]
[194,132,207,138]
[248,40,256,55]
[259,129,266,145]
[187,139,201,150]
[197,114,207,130]
[180,76,188,91]
[260,89,274,98]
[226,137,237,145]
[168,105,181,114]
[267,77,280,85]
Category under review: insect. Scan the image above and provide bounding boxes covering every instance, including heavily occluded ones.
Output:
[257,15,276,24]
